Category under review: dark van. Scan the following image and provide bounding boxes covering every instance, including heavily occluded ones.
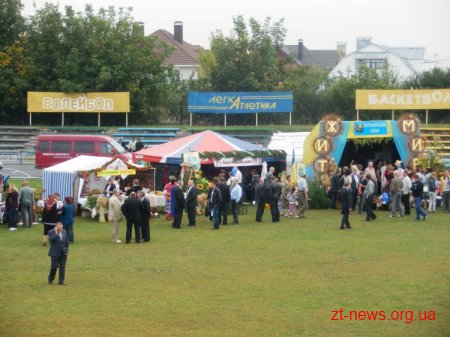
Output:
[35,134,132,169]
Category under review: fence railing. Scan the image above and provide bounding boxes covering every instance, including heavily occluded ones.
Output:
[0,151,36,164]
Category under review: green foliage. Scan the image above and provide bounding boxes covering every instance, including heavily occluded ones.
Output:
[417,136,446,174]
[199,16,287,92]
[351,137,390,151]
[307,179,329,209]
[0,0,25,50]
[320,65,400,120]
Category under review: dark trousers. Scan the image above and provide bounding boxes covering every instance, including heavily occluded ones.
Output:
[402,193,411,215]
[141,220,150,242]
[352,192,358,210]
[270,197,279,222]
[173,208,183,228]
[231,200,239,224]
[212,207,220,229]
[329,192,338,209]
[340,211,351,228]
[64,223,74,243]
[365,195,376,221]
[49,255,67,283]
[126,219,141,243]
[256,199,265,221]
[218,202,229,225]
[7,208,17,228]
[187,206,196,226]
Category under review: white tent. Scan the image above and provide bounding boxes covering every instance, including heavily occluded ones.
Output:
[43,155,138,201]
[268,132,309,174]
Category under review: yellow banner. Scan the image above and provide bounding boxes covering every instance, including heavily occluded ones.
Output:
[356,89,450,110]
[27,92,130,113]
[97,169,135,177]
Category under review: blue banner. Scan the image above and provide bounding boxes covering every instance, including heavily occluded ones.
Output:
[188,92,293,114]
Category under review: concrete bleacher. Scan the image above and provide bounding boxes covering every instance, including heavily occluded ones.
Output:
[0,126,39,152]
[113,127,180,147]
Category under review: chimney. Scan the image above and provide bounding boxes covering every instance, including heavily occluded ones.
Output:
[298,39,304,60]
[174,21,183,44]
[336,41,347,63]
[356,37,372,50]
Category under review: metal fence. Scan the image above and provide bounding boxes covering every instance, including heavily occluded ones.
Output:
[0,151,36,165]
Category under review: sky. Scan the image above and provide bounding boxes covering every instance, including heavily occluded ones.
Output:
[22,0,450,57]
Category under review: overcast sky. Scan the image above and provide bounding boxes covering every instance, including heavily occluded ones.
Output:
[23,0,450,57]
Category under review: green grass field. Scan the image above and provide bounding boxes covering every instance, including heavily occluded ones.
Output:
[0,207,449,337]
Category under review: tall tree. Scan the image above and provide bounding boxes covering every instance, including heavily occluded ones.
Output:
[0,0,25,50]
[199,16,287,92]
[24,4,173,124]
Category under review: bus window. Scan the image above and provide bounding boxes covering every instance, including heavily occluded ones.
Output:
[37,141,50,152]
[52,141,71,153]
[74,142,94,153]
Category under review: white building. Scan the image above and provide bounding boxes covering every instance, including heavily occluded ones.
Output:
[327,37,450,81]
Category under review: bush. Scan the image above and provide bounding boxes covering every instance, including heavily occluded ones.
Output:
[308,179,329,209]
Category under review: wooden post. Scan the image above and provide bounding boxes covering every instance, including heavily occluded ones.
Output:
[62,112,64,126]
[256,113,258,126]
[190,112,192,127]
[425,109,429,125]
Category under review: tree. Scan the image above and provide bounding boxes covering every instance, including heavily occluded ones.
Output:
[319,65,400,120]
[0,0,25,50]
[199,16,287,92]
[403,68,450,123]
[23,4,173,125]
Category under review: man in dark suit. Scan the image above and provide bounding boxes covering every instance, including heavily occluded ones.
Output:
[329,168,341,209]
[217,177,230,225]
[137,191,151,242]
[172,180,185,229]
[48,222,70,285]
[339,181,353,230]
[209,177,222,230]
[255,178,267,222]
[185,179,198,226]
[121,192,142,243]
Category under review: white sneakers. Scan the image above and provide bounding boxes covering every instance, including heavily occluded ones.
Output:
[115,240,122,243]
[9,228,17,231]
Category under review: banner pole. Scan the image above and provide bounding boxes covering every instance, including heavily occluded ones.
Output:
[29,113,32,126]
[62,112,64,126]
[224,114,227,127]
[256,113,258,126]
[98,113,101,127]
[190,112,192,127]
[425,109,429,125]
[289,112,292,125]
[356,110,359,121]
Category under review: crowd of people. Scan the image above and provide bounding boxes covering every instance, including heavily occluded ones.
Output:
[326,161,450,228]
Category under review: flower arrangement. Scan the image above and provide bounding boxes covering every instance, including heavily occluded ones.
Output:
[194,170,210,194]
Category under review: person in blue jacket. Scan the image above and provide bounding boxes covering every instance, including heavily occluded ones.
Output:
[60,197,75,243]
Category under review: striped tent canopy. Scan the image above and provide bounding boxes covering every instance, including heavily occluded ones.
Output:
[42,155,147,200]
[133,130,273,165]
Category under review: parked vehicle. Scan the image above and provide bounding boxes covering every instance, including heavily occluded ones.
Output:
[35,134,131,169]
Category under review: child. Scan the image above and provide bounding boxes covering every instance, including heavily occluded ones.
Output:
[287,186,297,217]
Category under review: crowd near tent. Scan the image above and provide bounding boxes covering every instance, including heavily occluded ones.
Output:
[43,155,154,201]
[133,130,283,165]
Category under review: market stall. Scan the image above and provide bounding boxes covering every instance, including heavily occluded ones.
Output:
[133,130,285,190]
[43,155,155,203]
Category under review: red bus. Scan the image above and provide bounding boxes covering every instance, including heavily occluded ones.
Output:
[35,134,132,169]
